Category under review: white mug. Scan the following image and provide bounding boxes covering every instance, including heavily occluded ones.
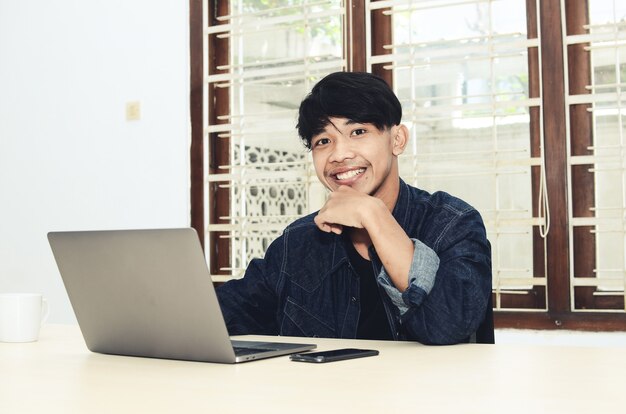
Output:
[0,293,50,343]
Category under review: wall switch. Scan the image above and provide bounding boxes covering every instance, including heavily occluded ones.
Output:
[126,101,141,121]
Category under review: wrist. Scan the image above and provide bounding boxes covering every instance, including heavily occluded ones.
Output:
[362,196,390,232]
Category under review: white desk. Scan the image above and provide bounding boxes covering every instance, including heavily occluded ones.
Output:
[1,325,625,413]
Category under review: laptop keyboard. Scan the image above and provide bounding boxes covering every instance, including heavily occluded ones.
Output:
[233,346,276,356]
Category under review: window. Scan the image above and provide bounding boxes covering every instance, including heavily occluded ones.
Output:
[196,0,345,281]
[369,0,547,312]
[566,0,626,312]
[190,0,626,330]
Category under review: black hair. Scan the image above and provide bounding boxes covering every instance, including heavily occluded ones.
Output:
[296,72,403,149]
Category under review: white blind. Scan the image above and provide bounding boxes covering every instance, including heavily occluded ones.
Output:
[205,0,550,302]
[206,0,345,281]
[367,0,548,310]
[564,0,626,309]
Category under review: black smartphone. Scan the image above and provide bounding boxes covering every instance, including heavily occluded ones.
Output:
[289,348,379,363]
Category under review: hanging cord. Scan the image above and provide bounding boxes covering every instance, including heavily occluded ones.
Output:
[537,0,550,239]
[538,144,551,238]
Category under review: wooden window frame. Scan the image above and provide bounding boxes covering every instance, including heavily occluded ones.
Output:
[190,0,626,330]
[496,0,626,330]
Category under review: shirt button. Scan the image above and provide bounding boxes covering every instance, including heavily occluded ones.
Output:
[351,296,357,303]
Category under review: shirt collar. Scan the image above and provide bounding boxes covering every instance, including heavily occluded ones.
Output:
[390,178,410,232]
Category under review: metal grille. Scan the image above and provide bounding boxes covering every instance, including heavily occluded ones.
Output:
[206,0,345,281]
[565,0,626,311]
[367,0,548,310]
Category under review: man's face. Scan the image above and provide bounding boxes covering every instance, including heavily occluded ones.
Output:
[310,117,406,206]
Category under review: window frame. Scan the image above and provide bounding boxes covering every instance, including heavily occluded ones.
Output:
[190,0,626,330]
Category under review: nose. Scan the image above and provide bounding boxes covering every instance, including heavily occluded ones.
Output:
[328,136,355,163]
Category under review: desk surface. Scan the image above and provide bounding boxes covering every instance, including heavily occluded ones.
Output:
[1,325,625,413]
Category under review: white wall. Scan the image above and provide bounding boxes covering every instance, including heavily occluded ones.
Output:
[0,1,191,323]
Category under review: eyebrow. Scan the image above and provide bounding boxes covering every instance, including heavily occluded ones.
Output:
[330,119,364,129]
[344,119,362,126]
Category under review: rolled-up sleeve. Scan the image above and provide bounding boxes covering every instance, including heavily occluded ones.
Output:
[377,239,439,315]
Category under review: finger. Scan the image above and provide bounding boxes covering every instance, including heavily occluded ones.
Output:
[314,214,343,234]
[314,215,331,233]
[329,224,343,234]
[316,224,330,233]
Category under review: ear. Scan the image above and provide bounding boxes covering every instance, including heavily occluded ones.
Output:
[392,124,409,156]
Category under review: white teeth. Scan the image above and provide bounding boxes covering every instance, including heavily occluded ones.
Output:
[336,169,365,180]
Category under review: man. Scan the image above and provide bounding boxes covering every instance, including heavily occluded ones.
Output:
[216,71,493,344]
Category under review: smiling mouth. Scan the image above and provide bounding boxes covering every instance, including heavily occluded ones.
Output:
[335,168,365,181]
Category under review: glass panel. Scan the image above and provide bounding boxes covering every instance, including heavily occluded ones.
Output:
[385,0,542,310]
[590,100,625,294]
[569,0,626,309]
[207,0,345,278]
[492,0,527,35]
[589,0,626,30]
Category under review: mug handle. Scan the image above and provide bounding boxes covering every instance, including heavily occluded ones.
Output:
[41,298,50,325]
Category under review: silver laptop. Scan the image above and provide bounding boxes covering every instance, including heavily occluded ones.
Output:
[47,228,316,363]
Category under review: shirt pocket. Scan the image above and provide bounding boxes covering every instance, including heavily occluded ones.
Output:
[280,297,337,338]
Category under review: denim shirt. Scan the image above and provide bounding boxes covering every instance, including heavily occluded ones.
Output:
[216,179,492,345]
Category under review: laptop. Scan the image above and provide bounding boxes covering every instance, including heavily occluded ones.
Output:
[47,228,316,363]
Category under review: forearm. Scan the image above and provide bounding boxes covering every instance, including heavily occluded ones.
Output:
[400,256,492,344]
[216,249,282,336]
[363,199,414,292]
[377,229,491,344]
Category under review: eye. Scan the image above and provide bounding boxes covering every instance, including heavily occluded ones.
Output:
[312,137,331,148]
[351,128,367,136]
